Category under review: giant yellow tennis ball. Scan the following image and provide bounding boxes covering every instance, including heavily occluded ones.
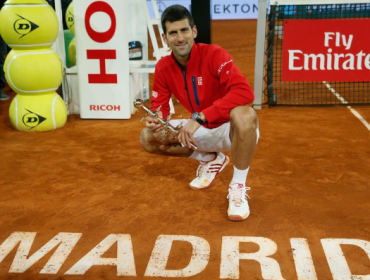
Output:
[0,0,58,49]
[68,38,76,66]
[4,48,63,95]
[65,2,74,35]
[9,92,67,132]
[3,0,48,4]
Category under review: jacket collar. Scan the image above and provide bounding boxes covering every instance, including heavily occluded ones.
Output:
[170,43,201,68]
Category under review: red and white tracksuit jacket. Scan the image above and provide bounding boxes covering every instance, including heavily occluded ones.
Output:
[151,43,254,128]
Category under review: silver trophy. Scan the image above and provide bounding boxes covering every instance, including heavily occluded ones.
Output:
[134,99,197,150]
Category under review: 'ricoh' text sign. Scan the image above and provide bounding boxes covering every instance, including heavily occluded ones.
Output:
[74,0,131,119]
[282,19,370,82]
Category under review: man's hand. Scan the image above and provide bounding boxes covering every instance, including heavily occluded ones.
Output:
[178,112,207,148]
[145,111,163,133]
[178,120,201,149]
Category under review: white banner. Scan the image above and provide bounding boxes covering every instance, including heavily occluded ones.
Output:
[147,0,259,20]
[211,0,259,19]
[74,0,131,119]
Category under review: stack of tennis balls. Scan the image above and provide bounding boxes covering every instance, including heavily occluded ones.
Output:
[0,0,67,132]
[66,1,76,66]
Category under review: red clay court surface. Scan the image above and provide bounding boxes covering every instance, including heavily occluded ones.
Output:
[1,20,370,280]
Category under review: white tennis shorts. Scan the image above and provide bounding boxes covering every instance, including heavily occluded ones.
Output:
[169,119,232,152]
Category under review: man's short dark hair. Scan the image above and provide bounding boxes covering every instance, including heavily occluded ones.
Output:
[161,5,194,34]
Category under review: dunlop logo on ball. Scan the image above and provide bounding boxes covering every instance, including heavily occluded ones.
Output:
[22,109,46,129]
[67,11,74,29]
[13,15,39,38]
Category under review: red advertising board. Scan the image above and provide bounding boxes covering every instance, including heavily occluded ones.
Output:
[282,19,370,82]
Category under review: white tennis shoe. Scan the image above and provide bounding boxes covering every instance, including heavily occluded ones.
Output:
[227,183,251,221]
[189,152,229,190]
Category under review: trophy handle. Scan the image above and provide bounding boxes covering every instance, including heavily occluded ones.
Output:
[133,99,144,108]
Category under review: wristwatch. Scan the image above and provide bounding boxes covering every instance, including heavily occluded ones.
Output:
[191,112,205,125]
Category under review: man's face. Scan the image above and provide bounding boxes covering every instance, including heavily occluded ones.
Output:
[162,18,197,61]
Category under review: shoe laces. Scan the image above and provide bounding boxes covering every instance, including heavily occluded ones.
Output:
[194,153,225,181]
[195,162,212,179]
[227,184,250,207]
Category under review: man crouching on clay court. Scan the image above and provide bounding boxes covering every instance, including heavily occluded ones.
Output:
[139,5,259,221]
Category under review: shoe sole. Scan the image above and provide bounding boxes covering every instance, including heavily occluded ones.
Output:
[189,155,230,191]
[228,214,249,221]
[228,200,250,221]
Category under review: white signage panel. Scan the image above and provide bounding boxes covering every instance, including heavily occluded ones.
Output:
[74,0,131,119]
[147,0,259,20]
[211,0,259,19]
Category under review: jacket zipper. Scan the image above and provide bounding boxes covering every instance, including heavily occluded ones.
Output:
[191,76,200,106]
[182,69,195,113]
[181,67,208,127]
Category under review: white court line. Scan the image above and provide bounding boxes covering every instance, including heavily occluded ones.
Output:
[323,81,370,131]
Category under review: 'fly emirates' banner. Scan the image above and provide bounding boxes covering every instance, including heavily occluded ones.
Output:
[282,19,370,82]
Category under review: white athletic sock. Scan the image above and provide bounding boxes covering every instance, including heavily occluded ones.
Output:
[232,166,250,186]
[189,151,217,162]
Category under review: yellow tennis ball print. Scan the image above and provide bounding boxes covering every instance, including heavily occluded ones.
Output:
[68,38,76,66]
[9,93,67,132]
[0,2,58,49]
[3,0,49,4]
[65,2,74,35]
[4,48,63,95]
